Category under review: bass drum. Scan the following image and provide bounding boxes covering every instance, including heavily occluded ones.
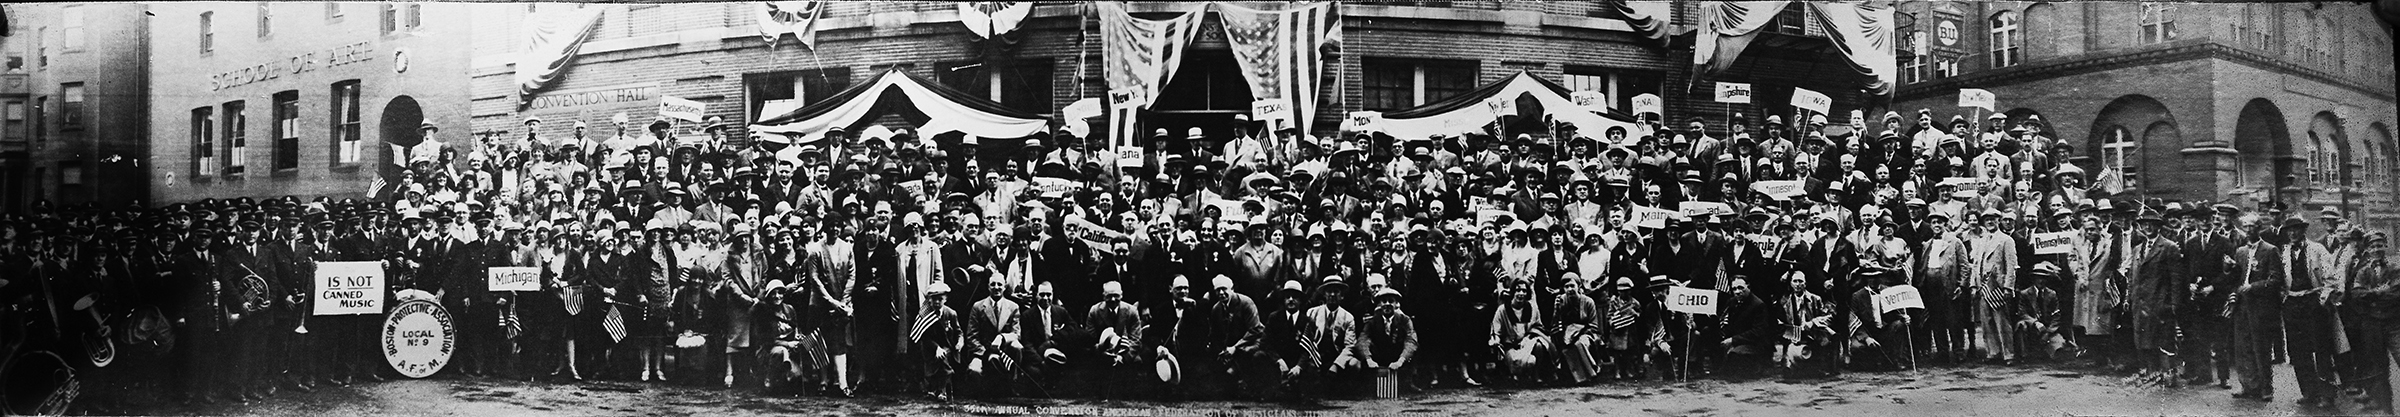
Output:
[1,350,81,417]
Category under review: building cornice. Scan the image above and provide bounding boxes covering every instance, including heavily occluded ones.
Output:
[1895,42,2397,103]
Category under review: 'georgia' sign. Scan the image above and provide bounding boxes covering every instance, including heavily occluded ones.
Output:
[382,300,456,378]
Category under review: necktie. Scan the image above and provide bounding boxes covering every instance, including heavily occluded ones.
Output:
[2292,246,2311,291]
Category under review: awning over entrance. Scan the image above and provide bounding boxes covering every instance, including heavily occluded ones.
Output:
[749,69,1050,145]
[1375,71,1642,141]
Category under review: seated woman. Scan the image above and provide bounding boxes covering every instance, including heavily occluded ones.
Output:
[1553,273,1606,385]
[1489,279,1551,384]
[758,280,828,396]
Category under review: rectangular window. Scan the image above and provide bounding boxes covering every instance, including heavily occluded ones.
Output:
[1362,58,1479,111]
[272,91,300,171]
[201,12,215,53]
[331,80,362,164]
[326,3,343,20]
[1362,59,1412,111]
[3,101,21,142]
[59,83,83,130]
[224,101,247,176]
[381,4,397,33]
[1989,12,2021,68]
[62,6,84,51]
[257,2,273,38]
[1558,67,1661,115]
[999,60,1055,115]
[193,107,216,177]
[1423,62,1478,103]
[405,4,423,30]
[743,68,851,122]
[58,162,81,187]
[2139,3,2176,44]
[36,27,46,67]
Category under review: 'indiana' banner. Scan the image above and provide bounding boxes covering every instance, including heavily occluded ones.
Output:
[1217,2,1343,136]
[758,1,826,48]
[515,6,606,106]
[1099,2,1206,150]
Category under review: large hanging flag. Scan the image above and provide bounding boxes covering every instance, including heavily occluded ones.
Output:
[1693,1,1895,95]
[515,6,607,105]
[959,2,1034,39]
[757,1,826,48]
[1217,2,1343,136]
[1099,2,1206,150]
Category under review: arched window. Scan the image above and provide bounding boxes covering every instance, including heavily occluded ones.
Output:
[1989,11,2021,67]
[2306,131,2326,187]
[2101,125,2137,190]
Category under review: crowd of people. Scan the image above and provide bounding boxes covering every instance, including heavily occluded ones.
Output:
[3,105,2396,412]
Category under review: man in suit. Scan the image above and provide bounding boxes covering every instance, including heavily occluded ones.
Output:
[1298,276,1359,398]
[1084,281,1144,399]
[965,275,1021,396]
[1205,276,1269,399]
[2277,217,2342,408]
[1019,282,1078,394]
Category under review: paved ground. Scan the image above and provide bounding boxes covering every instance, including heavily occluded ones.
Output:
[92,361,2396,416]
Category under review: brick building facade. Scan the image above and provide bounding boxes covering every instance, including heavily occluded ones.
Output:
[144,2,476,203]
[0,3,151,210]
[1889,1,2397,234]
[467,2,1722,152]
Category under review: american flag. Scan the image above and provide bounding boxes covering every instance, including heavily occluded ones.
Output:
[1099,2,1206,150]
[561,287,585,316]
[1217,2,1344,134]
[910,308,941,345]
[500,307,523,340]
[367,175,388,200]
[603,304,628,342]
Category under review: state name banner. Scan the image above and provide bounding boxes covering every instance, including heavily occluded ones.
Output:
[1751,180,1805,200]
[1666,286,1719,315]
[1790,87,1831,116]
[1714,82,1753,104]
[1678,201,1732,218]
[314,261,386,316]
[1341,110,1383,132]
[898,180,927,205]
[658,95,706,122]
[1632,93,1663,116]
[1483,96,1519,119]
[1065,214,1129,242]
[1571,90,1609,113]
[1032,176,1079,197]
[487,267,540,292]
[1251,98,1295,123]
[1938,177,1983,189]
[1957,88,1996,111]
[2032,231,2076,255]
[1632,206,1673,229]
[1877,284,1925,313]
